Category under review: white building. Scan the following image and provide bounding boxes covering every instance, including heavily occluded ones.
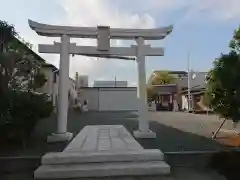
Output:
[93,80,127,87]
[75,73,88,88]
[79,87,137,111]
[36,63,78,107]
[76,79,137,111]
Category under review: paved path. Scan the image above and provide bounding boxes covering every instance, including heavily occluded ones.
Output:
[35,125,170,179]
[64,125,143,152]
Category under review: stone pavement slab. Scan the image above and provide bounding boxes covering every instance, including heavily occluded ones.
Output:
[64,125,143,153]
[35,161,170,179]
[42,150,163,164]
[35,125,170,179]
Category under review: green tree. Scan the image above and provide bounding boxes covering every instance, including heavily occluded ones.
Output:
[151,71,175,85]
[0,89,53,144]
[0,21,16,51]
[206,52,240,121]
[147,71,175,101]
[0,20,51,145]
[0,20,46,93]
[206,26,240,138]
[229,26,240,54]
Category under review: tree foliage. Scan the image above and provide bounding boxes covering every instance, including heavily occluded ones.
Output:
[206,26,240,122]
[0,20,52,144]
[0,89,53,141]
[0,20,46,93]
[0,20,16,50]
[147,71,175,101]
[151,71,175,85]
[229,26,240,54]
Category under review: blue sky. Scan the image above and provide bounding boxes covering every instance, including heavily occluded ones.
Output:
[0,0,239,86]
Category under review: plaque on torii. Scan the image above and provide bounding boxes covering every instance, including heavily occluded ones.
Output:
[29,20,173,142]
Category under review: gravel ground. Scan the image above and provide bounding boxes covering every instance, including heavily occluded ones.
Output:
[34,110,227,153]
[149,111,240,139]
[0,110,228,156]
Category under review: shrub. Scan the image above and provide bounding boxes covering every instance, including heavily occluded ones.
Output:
[0,89,53,142]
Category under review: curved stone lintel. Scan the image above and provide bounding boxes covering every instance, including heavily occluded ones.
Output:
[28,19,173,40]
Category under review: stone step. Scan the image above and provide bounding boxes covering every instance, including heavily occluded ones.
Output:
[42,149,164,165]
[35,161,170,179]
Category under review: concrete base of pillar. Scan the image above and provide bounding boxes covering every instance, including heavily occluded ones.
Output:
[133,130,156,139]
[47,132,73,143]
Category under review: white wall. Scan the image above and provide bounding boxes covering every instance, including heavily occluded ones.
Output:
[79,87,137,111]
[78,75,89,88]
[79,88,99,111]
[99,88,137,111]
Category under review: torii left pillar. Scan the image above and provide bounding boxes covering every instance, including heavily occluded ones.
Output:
[47,34,73,142]
[133,37,156,138]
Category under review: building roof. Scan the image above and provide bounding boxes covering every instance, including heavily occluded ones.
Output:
[152,70,187,75]
[167,71,188,75]
[80,87,136,89]
[14,37,76,84]
[42,63,75,84]
[42,63,58,72]
[93,80,128,88]
[152,84,177,87]
[180,87,205,94]
[14,37,45,63]
[148,70,208,94]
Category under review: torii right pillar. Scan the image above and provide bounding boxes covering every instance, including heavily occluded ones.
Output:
[134,37,156,139]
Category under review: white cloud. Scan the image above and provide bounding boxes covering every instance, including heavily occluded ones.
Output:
[13,0,156,82]
[54,0,157,80]
[4,0,239,84]
[61,0,155,28]
[186,0,240,21]
[95,77,108,81]
[144,0,240,22]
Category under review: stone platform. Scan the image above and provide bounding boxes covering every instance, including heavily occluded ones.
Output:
[34,125,170,179]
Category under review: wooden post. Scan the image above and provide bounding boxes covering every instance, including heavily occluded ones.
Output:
[212,117,227,139]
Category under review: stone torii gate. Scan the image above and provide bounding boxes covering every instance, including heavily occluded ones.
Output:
[29,20,173,142]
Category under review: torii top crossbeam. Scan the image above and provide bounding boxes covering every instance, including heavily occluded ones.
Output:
[28,20,173,40]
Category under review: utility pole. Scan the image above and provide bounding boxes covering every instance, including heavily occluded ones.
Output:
[187,51,192,111]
